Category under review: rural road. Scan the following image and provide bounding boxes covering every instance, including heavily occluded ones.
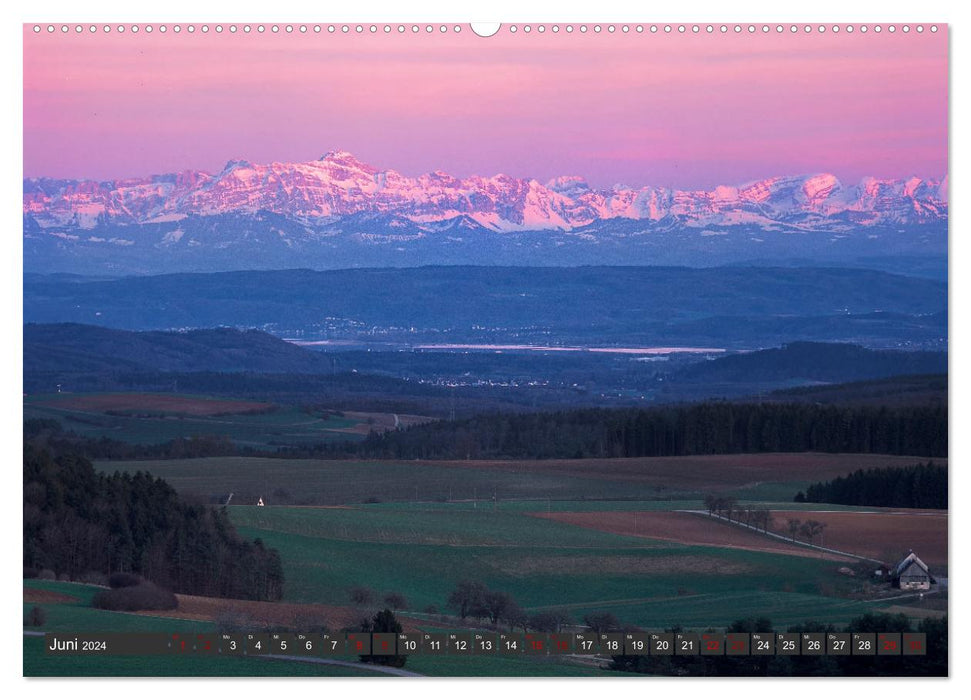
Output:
[682,510,884,563]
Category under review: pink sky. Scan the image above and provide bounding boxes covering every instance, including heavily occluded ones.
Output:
[23,25,947,189]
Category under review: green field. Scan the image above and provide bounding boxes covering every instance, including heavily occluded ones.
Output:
[24,495,925,677]
[32,440,940,677]
[22,580,377,676]
[92,451,935,507]
[25,396,363,449]
[228,504,892,630]
[94,457,704,505]
[91,456,854,506]
[22,580,616,677]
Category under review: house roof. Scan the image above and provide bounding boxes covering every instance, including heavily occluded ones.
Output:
[893,551,930,578]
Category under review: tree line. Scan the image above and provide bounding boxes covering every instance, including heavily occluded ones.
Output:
[350,402,946,460]
[25,399,946,465]
[702,495,828,546]
[799,462,946,509]
[444,580,605,635]
[23,445,284,601]
[24,419,246,461]
[703,496,772,532]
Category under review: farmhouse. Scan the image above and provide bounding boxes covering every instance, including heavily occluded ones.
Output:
[892,551,934,591]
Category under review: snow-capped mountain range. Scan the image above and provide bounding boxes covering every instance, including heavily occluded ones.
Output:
[23,151,948,274]
[24,150,948,231]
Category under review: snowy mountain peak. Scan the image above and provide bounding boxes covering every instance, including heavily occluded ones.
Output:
[23,152,947,235]
[319,149,354,161]
[221,159,253,172]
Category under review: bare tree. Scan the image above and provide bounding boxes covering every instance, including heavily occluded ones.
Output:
[528,609,571,633]
[502,602,529,634]
[722,497,738,521]
[583,611,620,635]
[447,580,488,621]
[799,519,826,546]
[752,507,772,533]
[483,590,516,625]
[383,592,407,611]
[786,518,802,542]
[816,521,828,547]
[349,585,375,607]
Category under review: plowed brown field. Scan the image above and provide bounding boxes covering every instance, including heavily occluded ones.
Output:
[531,511,855,562]
[38,393,275,416]
[24,587,80,604]
[431,453,943,490]
[768,510,947,566]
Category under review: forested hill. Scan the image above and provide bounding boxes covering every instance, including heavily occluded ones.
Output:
[765,374,946,407]
[673,342,947,384]
[23,446,283,600]
[24,323,331,374]
[347,402,946,461]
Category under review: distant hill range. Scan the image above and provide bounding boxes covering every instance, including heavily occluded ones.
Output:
[673,342,947,385]
[24,323,331,375]
[24,151,946,273]
[765,374,946,407]
[23,265,946,349]
[25,325,947,410]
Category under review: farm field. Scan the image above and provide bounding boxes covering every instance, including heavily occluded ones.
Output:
[22,579,617,677]
[767,509,948,567]
[94,452,940,506]
[226,503,907,631]
[336,410,431,434]
[30,392,276,416]
[24,489,944,677]
[148,592,428,632]
[530,510,856,562]
[21,580,373,677]
[29,448,946,676]
[25,393,401,448]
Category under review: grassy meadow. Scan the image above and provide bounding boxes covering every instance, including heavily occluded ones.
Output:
[226,503,893,631]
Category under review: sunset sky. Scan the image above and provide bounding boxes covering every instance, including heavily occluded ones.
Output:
[23,24,948,189]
